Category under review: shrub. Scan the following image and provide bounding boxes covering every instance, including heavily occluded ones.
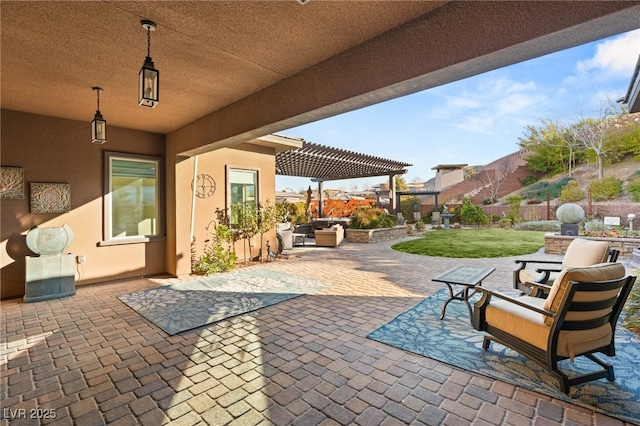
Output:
[521,181,549,200]
[583,218,605,233]
[589,176,623,201]
[192,222,237,274]
[498,218,512,228]
[521,175,538,186]
[505,194,522,224]
[559,180,585,202]
[481,197,497,205]
[455,198,488,225]
[349,207,396,229]
[279,201,308,226]
[415,221,426,231]
[626,172,640,202]
[541,177,574,201]
[514,220,561,232]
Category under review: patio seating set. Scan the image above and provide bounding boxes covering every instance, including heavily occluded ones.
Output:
[431,238,637,395]
[277,223,345,249]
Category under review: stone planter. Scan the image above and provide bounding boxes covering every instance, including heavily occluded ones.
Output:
[346,226,407,243]
[544,233,640,259]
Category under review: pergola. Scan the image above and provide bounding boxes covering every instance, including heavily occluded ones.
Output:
[275,141,411,214]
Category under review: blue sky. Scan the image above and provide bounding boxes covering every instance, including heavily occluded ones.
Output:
[276,29,639,193]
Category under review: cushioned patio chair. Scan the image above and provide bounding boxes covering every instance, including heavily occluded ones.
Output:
[473,262,636,394]
[314,224,344,247]
[513,238,619,296]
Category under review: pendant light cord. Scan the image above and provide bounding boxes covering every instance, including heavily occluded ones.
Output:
[147,27,151,57]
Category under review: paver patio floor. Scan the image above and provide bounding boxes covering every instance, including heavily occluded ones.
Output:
[1,236,634,425]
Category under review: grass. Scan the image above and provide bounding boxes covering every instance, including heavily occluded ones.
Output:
[392,229,546,258]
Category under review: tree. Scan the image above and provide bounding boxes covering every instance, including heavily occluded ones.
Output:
[477,156,514,225]
[395,175,408,191]
[570,101,623,180]
[518,120,585,176]
[256,200,280,263]
[543,119,582,177]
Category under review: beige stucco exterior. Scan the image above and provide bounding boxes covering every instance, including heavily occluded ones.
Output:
[1,110,281,299]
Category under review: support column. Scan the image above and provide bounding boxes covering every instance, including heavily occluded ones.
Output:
[389,174,397,213]
[318,181,324,218]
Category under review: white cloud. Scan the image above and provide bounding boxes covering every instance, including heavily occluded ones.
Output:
[431,76,545,135]
[575,29,640,77]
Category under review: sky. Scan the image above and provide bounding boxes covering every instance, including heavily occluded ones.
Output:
[275,29,640,193]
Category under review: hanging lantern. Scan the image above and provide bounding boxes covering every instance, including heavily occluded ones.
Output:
[91,87,106,144]
[139,20,159,108]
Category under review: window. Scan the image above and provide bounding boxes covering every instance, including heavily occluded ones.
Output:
[103,152,164,243]
[228,168,258,226]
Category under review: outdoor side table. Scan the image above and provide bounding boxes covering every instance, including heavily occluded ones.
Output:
[432,265,495,322]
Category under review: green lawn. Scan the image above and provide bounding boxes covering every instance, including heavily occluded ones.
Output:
[392,229,546,258]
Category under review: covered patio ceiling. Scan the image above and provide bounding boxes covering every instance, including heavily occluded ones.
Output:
[275,141,411,182]
[2,2,640,157]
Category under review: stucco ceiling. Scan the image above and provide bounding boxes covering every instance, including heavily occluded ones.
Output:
[1,1,445,134]
[2,1,640,145]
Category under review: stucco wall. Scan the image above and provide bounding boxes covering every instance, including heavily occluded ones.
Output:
[2,111,282,299]
[1,110,166,299]
[185,145,278,266]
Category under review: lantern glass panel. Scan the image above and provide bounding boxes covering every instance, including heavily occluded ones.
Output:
[92,117,106,144]
[139,66,159,107]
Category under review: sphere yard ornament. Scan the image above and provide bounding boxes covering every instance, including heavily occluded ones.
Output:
[556,203,585,236]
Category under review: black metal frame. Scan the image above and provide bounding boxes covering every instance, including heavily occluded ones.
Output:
[513,249,620,295]
[473,274,636,394]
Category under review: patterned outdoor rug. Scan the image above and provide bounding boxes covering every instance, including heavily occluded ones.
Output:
[119,269,330,335]
[368,289,640,425]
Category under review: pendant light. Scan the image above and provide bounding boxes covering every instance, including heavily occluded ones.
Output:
[91,87,106,144]
[139,20,159,108]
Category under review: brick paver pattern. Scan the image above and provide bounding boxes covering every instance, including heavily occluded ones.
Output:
[1,237,635,425]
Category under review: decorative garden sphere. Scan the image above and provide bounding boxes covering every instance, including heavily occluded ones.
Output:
[556,203,585,224]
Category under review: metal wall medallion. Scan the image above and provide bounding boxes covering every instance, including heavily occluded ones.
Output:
[192,174,216,198]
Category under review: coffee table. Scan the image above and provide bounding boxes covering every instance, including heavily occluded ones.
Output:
[432,265,495,321]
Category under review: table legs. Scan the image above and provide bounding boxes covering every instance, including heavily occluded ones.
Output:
[439,283,478,321]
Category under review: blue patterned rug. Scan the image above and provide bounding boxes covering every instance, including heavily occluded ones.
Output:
[368,289,640,425]
[119,269,330,335]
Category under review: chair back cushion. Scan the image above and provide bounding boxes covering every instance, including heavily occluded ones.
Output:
[561,238,610,269]
[542,262,626,325]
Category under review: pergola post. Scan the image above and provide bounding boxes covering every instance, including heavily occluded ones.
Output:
[318,181,324,218]
[389,174,397,213]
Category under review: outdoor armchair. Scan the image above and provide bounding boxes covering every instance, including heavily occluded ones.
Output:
[513,238,618,295]
[473,262,635,394]
[314,224,344,247]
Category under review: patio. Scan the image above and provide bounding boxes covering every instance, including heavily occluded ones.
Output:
[3,238,635,425]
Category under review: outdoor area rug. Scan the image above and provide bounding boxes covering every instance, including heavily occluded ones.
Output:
[119,269,330,335]
[368,289,640,425]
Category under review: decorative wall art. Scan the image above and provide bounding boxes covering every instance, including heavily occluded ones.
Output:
[0,166,25,199]
[30,183,71,214]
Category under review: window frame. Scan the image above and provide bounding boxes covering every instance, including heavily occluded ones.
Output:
[101,151,165,246]
[226,166,260,227]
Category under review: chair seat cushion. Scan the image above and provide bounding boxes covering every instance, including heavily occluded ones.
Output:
[487,296,549,350]
[486,295,612,360]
